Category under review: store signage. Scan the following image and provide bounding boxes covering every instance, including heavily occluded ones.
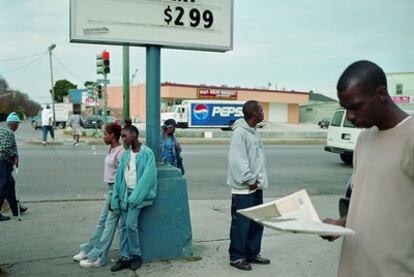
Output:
[392,96,411,104]
[197,88,237,100]
[70,0,233,52]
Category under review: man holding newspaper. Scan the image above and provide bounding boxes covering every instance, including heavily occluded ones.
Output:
[226,100,271,271]
[323,60,414,277]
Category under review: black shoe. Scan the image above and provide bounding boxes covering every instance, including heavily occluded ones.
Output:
[12,206,28,217]
[110,258,130,272]
[130,255,142,270]
[230,259,252,271]
[247,254,271,265]
[0,214,11,221]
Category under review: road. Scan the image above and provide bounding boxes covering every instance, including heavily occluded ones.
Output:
[12,121,352,202]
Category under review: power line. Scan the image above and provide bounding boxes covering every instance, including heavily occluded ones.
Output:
[0,50,48,62]
[52,53,88,83]
[0,53,47,74]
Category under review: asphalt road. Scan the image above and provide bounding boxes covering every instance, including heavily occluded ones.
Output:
[9,121,353,202]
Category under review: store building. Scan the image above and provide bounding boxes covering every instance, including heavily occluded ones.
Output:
[106,83,309,124]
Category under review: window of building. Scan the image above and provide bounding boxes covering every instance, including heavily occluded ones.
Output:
[396,83,403,95]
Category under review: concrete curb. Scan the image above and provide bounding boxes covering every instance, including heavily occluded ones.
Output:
[25,140,64,145]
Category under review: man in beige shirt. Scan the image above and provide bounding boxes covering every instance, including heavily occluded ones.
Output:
[323,60,414,277]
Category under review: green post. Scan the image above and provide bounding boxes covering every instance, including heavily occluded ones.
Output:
[123,46,130,121]
[146,46,161,162]
[103,73,108,126]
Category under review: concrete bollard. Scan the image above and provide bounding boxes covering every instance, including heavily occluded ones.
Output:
[139,164,193,261]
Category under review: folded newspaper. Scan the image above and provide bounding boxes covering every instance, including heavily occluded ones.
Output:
[237,189,355,236]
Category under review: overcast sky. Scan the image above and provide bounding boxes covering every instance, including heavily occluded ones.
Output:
[1,0,413,104]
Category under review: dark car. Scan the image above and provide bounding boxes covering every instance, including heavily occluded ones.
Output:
[318,117,331,128]
[339,178,352,218]
[83,115,103,129]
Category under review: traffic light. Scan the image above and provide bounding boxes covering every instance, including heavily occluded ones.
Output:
[97,85,102,99]
[96,51,110,75]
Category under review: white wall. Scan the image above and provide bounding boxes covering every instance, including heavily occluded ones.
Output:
[268,103,288,123]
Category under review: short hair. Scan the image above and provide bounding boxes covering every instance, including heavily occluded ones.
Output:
[243,100,260,120]
[122,119,139,136]
[337,60,387,93]
[105,123,122,140]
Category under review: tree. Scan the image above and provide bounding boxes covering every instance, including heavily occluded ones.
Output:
[84,81,95,88]
[53,79,77,103]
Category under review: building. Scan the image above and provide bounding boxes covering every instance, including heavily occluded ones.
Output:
[299,91,339,124]
[106,83,309,124]
[386,72,414,110]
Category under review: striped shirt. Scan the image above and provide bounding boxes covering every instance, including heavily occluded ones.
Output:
[0,126,18,163]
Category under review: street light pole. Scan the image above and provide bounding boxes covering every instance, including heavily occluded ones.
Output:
[48,44,56,126]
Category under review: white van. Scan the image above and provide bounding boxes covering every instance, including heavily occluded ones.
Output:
[324,110,362,165]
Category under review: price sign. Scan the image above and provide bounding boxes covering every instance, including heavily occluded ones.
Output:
[70,0,233,52]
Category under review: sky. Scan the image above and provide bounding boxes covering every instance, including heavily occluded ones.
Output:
[1,0,413,104]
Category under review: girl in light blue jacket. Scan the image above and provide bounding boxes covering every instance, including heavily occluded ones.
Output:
[110,122,157,272]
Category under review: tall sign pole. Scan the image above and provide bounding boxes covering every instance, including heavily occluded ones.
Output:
[146,46,161,162]
[123,46,130,121]
[48,44,57,126]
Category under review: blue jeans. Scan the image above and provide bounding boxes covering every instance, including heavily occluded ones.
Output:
[229,190,264,262]
[0,160,18,216]
[119,189,142,259]
[42,126,54,142]
[80,187,119,265]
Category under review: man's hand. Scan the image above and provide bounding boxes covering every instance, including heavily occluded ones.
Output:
[320,217,347,241]
[248,180,260,190]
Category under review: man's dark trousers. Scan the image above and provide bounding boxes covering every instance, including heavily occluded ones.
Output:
[0,160,18,215]
[229,190,264,262]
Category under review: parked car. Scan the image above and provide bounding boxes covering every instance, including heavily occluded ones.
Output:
[31,115,42,130]
[324,110,362,165]
[83,115,104,129]
[318,117,331,128]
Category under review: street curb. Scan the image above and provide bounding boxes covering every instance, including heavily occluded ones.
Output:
[24,140,64,145]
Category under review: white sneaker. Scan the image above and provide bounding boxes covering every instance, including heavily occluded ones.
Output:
[73,251,87,262]
[74,143,79,147]
[72,140,76,145]
[80,258,102,268]
[42,141,46,146]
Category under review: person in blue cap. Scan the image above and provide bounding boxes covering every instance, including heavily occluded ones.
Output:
[0,112,27,221]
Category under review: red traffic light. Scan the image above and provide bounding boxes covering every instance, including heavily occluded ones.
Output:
[102,51,110,59]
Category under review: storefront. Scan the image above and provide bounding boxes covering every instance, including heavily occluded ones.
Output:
[107,83,309,124]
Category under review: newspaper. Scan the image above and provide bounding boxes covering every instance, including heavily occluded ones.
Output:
[237,189,355,236]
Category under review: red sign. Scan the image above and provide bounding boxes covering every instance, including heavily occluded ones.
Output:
[391,96,410,104]
[197,88,237,100]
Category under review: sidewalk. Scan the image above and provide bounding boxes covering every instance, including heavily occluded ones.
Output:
[25,123,327,145]
[1,195,343,276]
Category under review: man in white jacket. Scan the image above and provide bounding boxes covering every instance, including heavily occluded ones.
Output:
[227,100,270,271]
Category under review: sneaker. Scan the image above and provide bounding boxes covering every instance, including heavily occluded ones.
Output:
[42,141,46,146]
[110,258,130,272]
[72,140,76,145]
[80,258,102,268]
[0,214,11,221]
[74,143,79,147]
[73,251,88,262]
[230,259,252,271]
[247,254,271,265]
[130,255,142,270]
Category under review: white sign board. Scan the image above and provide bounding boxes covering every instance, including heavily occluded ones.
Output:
[82,91,97,106]
[70,0,233,52]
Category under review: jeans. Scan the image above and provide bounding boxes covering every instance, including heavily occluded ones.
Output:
[42,126,54,142]
[0,160,18,216]
[119,189,142,259]
[229,190,264,262]
[80,187,119,265]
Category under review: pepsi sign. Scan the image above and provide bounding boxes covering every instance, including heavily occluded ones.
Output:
[191,102,244,127]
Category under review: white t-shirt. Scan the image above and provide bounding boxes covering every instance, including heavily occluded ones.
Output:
[41,108,53,126]
[338,116,414,277]
[124,151,138,189]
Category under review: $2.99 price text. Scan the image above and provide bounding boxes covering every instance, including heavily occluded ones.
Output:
[164,5,214,29]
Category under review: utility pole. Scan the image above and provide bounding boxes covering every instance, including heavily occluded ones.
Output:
[48,44,56,126]
[123,46,130,122]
